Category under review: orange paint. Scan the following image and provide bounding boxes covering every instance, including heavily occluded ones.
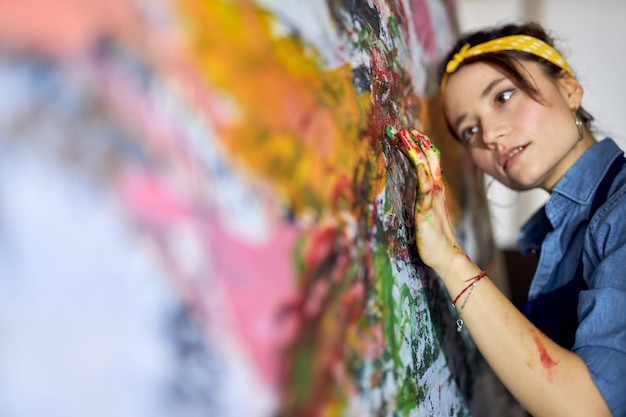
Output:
[176,1,377,215]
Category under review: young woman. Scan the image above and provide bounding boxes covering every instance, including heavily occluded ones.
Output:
[388,23,626,416]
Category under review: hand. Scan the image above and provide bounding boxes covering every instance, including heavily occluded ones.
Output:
[385,125,463,273]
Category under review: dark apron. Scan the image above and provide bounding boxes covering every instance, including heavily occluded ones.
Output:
[522,155,626,349]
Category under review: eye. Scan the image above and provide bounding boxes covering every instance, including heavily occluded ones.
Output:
[460,125,479,143]
[495,89,514,105]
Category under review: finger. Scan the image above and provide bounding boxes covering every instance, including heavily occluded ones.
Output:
[409,128,444,185]
[416,164,434,211]
[397,128,428,169]
[385,125,422,168]
[385,125,437,197]
[385,124,405,155]
[385,124,398,139]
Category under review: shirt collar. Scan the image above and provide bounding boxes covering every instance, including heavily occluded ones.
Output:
[550,138,623,206]
[518,138,622,254]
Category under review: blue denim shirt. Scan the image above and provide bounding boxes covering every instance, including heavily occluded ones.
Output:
[518,138,626,416]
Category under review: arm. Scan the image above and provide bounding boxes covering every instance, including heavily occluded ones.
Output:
[386,125,612,417]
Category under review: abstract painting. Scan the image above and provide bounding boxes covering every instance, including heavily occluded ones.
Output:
[0,1,523,416]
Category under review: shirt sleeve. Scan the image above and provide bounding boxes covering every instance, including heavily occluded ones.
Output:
[575,192,626,417]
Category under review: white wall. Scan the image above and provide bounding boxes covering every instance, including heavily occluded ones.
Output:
[456,0,626,249]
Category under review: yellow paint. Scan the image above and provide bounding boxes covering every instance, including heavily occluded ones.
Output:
[175,0,379,215]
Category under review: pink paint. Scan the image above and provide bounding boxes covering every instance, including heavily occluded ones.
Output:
[363,322,384,361]
[205,215,300,387]
[119,169,191,226]
[0,0,139,56]
[303,279,331,318]
[408,0,436,56]
[118,167,300,387]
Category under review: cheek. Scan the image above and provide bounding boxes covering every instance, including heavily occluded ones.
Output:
[468,149,496,176]
[520,99,578,149]
[512,97,544,127]
[515,91,574,138]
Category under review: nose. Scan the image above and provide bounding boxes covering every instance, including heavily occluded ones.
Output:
[480,118,508,148]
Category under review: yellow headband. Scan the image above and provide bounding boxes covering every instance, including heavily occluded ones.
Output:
[440,35,572,96]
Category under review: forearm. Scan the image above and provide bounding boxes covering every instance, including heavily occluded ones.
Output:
[438,253,612,417]
[384,124,613,415]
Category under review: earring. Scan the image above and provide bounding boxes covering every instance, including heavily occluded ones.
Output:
[573,110,583,140]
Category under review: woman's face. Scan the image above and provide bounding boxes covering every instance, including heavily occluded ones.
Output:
[442,60,590,191]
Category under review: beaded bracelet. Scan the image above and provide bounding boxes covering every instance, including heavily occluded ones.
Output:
[452,259,498,333]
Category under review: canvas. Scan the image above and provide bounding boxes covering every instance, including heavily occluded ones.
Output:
[0,1,523,416]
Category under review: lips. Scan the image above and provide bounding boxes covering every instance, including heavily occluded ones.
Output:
[500,144,528,170]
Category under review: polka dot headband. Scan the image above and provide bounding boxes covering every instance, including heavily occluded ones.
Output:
[440,35,572,96]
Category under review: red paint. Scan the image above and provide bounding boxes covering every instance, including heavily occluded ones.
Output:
[398,128,414,150]
[530,330,559,374]
[303,226,338,270]
[438,383,442,406]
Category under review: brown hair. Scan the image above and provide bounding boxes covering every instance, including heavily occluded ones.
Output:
[439,22,593,139]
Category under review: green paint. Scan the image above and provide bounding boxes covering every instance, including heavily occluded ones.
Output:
[373,245,445,411]
[385,124,397,139]
[387,16,402,41]
[398,281,442,409]
[292,234,307,279]
[431,143,442,160]
[452,405,471,417]
[397,284,419,413]
[292,348,314,404]
[373,244,402,367]
[397,370,419,416]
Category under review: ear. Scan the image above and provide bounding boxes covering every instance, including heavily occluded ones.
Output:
[556,71,584,110]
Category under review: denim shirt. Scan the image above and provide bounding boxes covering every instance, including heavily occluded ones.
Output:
[518,138,626,416]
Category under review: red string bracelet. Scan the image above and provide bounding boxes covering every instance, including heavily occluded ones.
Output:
[452,259,498,333]
[451,259,499,308]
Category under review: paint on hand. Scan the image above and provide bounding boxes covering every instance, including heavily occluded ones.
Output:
[385,124,443,186]
[386,124,421,168]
